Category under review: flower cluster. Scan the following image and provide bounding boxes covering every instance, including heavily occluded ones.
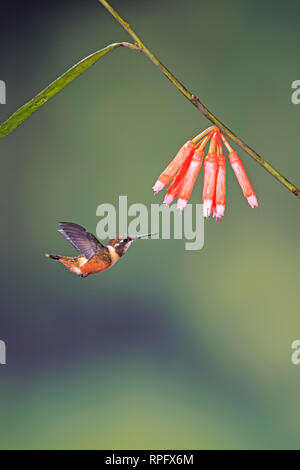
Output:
[152,126,258,219]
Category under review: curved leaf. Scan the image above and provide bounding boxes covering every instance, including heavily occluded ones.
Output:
[0,43,123,139]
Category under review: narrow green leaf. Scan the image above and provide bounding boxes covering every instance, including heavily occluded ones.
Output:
[0,43,123,139]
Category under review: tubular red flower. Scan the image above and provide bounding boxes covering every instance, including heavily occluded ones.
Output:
[228,151,258,208]
[214,136,226,219]
[215,153,226,218]
[153,140,195,194]
[202,154,218,218]
[220,133,258,208]
[175,133,213,210]
[202,132,219,218]
[176,146,205,211]
[164,150,195,206]
[152,126,259,219]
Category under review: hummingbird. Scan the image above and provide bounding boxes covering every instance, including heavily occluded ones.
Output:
[45,222,154,278]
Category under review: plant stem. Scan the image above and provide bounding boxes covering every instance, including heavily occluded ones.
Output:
[98,0,300,198]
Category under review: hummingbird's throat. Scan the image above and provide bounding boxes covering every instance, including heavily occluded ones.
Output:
[107,244,123,262]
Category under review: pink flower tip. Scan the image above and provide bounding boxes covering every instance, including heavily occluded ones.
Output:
[152,180,164,194]
[177,198,187,212]
[247,195,258,208]
[216,204,225,218]
[164,194,175,206]
[203,199,213,218]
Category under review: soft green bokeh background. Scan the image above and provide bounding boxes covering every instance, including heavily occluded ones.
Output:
[0,0,300,449]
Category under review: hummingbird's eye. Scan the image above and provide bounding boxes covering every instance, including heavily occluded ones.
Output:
[123,238,129,243]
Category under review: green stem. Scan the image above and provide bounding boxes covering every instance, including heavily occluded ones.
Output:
[99,0,300,198]
[0,42,138,139]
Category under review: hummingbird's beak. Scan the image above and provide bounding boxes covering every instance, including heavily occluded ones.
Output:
[134,233,157,240]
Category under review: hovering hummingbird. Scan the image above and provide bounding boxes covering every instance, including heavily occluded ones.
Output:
[45,222,154,278]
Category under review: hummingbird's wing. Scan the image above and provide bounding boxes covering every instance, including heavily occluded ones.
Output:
[58,222,105,260]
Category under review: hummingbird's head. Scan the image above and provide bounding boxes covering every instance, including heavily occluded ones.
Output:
[107,234,155,257]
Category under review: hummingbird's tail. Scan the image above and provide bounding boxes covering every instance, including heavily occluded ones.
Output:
[45,253,61,260]
[45,253,84,276]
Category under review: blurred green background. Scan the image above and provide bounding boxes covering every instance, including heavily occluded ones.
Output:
[0,0,300,450]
